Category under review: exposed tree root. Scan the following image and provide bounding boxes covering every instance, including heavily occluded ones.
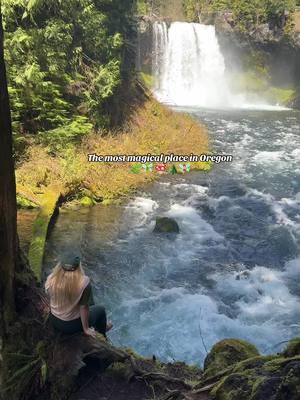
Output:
[129,356,193,390]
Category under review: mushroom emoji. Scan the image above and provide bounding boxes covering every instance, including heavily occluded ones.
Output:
[155,163,167,173]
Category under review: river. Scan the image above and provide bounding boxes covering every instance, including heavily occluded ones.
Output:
[19,107,296,366]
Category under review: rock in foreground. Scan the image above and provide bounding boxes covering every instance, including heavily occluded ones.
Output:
[202,338,300,400]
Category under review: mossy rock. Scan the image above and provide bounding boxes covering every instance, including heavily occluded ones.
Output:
[102,198,113,206]
[211,357,300,400]
[276,360,300,400]
[153,217,180,234]
[212,373,283,400]
[211,372,258,400]
[283,337,300,358]
[232,355,277,373]
[204,339,260,378]
[208,339,300,400]
[80,196,96,207]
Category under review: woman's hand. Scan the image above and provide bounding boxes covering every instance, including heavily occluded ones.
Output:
[84,327,97,337]
[80,305,95,337]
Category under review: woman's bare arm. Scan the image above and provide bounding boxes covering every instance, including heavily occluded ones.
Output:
[80,305,96,337]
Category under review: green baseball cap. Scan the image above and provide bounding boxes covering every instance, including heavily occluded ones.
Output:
[62,255,81,271]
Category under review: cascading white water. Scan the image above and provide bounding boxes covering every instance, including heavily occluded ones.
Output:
[153,21,233,107]
[152,21,289,110]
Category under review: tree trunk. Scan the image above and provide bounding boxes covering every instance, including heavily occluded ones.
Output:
[0,6,17,335]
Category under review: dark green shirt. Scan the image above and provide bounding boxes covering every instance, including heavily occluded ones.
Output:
[78,282,95,306]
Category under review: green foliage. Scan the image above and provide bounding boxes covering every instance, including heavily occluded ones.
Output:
[183,0,297,30]
[136,0,165,16]
[36,116,93,153]
[3,0,136,134]
[136,0,151,14]
[16,194,38,208]
[284,337,300,357]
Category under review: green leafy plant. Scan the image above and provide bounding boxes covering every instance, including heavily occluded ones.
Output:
[3,0,136,134]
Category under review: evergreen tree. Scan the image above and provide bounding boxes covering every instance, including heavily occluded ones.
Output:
[0,5,17,334]
[3,0,136,134]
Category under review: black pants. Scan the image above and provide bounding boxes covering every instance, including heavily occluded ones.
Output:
[49,305,107,336]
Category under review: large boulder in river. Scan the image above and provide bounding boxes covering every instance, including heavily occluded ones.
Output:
[153,217,180,234]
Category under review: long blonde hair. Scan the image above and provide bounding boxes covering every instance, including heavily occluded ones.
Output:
[45,262,86,308]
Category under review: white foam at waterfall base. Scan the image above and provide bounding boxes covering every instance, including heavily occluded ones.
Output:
[152,21,291,110]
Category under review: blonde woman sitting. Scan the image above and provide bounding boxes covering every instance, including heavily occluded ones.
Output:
[45,256,112,338]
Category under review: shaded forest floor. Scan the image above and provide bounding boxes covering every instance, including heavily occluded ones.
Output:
[70,359,207,400]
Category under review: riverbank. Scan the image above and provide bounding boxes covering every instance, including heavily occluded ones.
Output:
[16,97,209,210]
[49,334,300,400]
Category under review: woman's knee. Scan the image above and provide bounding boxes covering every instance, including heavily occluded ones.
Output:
[94,305,106,317]
[91,305,107,324]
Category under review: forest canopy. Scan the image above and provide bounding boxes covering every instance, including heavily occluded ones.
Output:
[183,0,297,28]
[2,0,136,135]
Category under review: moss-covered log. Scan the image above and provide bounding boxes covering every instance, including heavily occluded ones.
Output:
[28,187,63,281]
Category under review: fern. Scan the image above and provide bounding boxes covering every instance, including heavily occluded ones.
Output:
[3,0,136,134]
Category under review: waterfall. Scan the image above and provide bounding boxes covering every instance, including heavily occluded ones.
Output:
[153,21,233,108]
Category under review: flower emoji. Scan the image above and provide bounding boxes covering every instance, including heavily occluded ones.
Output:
[155,163,167,173]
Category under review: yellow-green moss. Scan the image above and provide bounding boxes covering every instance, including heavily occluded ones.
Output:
[140,72,154,88]
[102,198,113,206]
[203,339,260,378]
[262,355,300,373]
[232,355,277,373]
[80,196,95,207]
[265,87,296,106]
[28,189,61,281]
[210,372,253,400]
[231,71,296,106]
[233,72,269,93]
[207,344,300,400]
[284,337,300,357]
[17,195,39,209]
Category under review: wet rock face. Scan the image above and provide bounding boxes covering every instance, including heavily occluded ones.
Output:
[153,217,180,233]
